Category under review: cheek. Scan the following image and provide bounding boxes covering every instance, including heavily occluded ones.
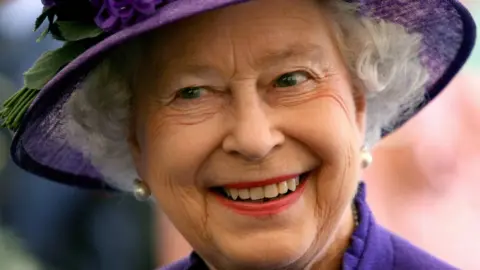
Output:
[138,112,225,250]
[139,110,222,185]
[281,92,360,160]
[137,109,226,228]
[280,92,361,215]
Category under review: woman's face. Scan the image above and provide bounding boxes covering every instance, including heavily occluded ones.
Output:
[129,0,366,268]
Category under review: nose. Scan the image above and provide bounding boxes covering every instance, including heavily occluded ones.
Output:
[222,96,284,161]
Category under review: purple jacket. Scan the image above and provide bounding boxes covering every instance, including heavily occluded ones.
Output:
[159,183,457,270]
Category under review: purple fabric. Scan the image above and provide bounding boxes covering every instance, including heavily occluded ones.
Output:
[7,0,477,190]
[42,0,175,32]
[158,183,457,270]
[92,0,172,32]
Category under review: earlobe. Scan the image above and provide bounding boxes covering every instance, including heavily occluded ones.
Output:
[354,90,367,140]
[128,128,144,178]
[128,103,146,178]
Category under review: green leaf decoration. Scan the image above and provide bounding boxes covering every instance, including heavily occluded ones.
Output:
[0,41,90,131]
[36,12,56,43]
[49,22,66,41]
[0,87,40,131]
[1,4,107,131]
[34,7,55,31]
[23,41,88,90]
[37,27,50,43]
[56,21,103,41]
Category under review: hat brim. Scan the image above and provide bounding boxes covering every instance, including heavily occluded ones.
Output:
[10,0,477,191]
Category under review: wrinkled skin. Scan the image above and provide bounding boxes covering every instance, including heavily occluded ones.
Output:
[128,0,366,269]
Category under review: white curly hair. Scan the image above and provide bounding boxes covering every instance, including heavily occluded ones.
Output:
[65,0,429,192]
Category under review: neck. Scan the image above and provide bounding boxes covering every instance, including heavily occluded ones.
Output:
[309,206,356,270]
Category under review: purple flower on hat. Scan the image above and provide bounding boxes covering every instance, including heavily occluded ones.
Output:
[40,0,173,33]
[92,0,167,32]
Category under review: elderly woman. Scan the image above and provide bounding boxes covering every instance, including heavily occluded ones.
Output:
[0,0,477,269]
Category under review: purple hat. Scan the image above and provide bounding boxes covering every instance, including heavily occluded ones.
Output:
[0,0,477,191]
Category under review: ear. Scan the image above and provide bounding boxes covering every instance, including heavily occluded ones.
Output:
[128,113,144,180]
[353,89,367,144]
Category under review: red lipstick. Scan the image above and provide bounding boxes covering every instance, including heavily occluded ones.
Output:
[215,179,307,217]
[223,174,300,189]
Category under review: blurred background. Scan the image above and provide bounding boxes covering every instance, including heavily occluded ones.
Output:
[0,1,479,270]
[0,1,155,270]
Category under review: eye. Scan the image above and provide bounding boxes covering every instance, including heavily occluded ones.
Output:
[176,86,206,100]
[274,71,310,88]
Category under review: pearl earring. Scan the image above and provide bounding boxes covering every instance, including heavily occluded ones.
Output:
[133,179,151,201]
[360,146,373,169]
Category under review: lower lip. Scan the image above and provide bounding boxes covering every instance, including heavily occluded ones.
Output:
[214,180,307,217]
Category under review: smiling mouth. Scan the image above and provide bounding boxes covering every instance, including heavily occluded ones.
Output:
[212,172,310,203]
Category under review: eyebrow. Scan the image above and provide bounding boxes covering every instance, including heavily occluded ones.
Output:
[254,43,327,68]
[174,42,327,78]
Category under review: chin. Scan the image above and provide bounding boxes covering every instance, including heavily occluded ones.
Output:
[216,241,313,269]
[198,170,341,269]
[208,216,321,269]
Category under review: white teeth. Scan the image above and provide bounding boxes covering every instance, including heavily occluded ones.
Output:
[277,181,289,194]
[230,188,239,200]
[287,179,296,192]
[239,189,250,200]
[250,187,264,200]
[224,176,301,201]
[264,184,279,198]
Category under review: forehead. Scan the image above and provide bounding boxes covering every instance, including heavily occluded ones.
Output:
[149,0,337,67]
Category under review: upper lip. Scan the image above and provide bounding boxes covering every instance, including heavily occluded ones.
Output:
[221,173,302,189]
